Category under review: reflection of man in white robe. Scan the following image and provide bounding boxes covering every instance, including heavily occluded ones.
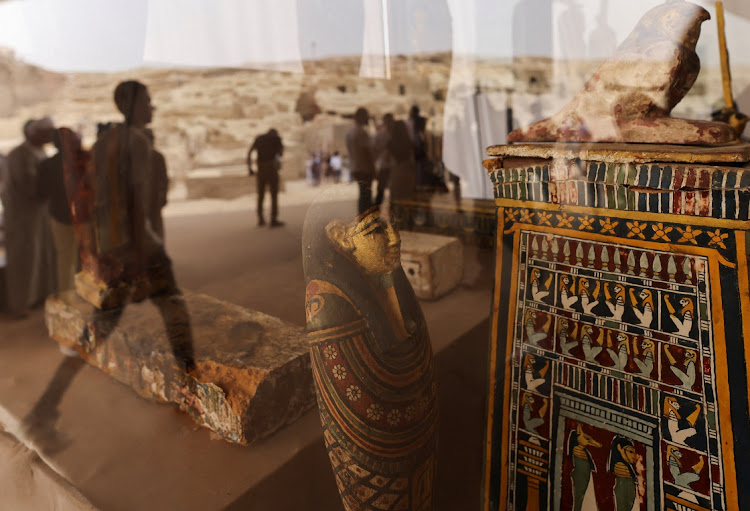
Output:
[1,118,56,316]
[442,0,507,201]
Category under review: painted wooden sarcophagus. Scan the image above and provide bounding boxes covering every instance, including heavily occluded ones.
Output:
[482,142,750,511]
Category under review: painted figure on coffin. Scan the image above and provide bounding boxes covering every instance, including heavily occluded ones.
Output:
[567,423,602,511]
[608,437,642,511]
[663,445,708,496]
[662,294,698,339]
[556,318,579,357]
[661,395,706,451]
[661,345,701,393]
[303,191,438,511]
[556,323,606,364]
[528,267,554,305]
[632,338,657,379]
[558,419,647,511]
[522,353,550,394]
[523,309,554,350]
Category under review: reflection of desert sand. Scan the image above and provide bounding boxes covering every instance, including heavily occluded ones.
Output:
[0,48,748,199]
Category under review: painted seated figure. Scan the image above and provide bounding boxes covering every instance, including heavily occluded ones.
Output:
[303,191,438,511]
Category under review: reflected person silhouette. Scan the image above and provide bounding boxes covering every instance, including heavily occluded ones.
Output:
[21,82,196,452]
[85,80,195,373]
[346,107,376,214]
[388,120,417,203]
[1,118,56,318]
[37,128,81,293]
[373,113,394,206]
[21,355,85,454]
[588,0,617,60]
[303,193,438,511]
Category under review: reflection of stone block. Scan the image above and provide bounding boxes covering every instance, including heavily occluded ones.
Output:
[44,290,315,445]
[400,231,463,300]
[74,266,173,310]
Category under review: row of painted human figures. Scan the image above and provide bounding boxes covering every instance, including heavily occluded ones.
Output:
[530,269,695,337]
[567,424,705,511]
[524,311,698,391]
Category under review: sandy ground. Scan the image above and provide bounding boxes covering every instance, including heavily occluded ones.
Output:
[0,180,494,510]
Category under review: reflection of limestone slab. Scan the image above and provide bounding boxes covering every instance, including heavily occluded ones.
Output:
[400,231,463,300]
[44,290,315,445]
[73,267,173,311]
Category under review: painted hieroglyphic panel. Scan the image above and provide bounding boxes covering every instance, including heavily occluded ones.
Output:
[506,229,724,511]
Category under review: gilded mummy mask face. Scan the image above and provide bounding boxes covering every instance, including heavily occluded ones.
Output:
[326,208,401,276]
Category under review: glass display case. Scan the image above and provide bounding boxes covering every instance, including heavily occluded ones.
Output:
[0,1,749,510]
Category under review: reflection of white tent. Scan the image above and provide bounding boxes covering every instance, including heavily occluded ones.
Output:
[360,0,390,79]
[144,0,303,72]
[724,0,750,20]
[442,0,507,200]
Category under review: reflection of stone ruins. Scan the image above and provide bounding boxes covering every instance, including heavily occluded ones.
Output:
[303,203,438,511]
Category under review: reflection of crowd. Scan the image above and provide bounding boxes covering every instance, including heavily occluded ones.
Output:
[0,81,173,319]
[346,104,449,214]
[306,150,342,186]
[0,96,454,316]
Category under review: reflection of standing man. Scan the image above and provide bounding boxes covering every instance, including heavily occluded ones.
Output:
[408,105,431,188]
[1,117,56,317]
[329,150,342,183]
[373,113,394,205]
[37,129,79,292]
[248,129,284,227]
[346,107,375,214]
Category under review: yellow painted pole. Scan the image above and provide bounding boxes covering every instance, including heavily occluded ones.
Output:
[716,1,734,110]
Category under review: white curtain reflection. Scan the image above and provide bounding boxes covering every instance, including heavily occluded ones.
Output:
[360,0,390,79]
[143,0,303,72]
[442,0,506,200]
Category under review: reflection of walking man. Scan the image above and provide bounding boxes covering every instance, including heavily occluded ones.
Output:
[248,128,284,227]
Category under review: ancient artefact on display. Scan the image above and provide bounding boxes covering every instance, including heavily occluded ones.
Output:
[303,193,438,511]
[508,2,736,145]
[483,142,750,510]
[483,2,750,510]
[485,140,750,511]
